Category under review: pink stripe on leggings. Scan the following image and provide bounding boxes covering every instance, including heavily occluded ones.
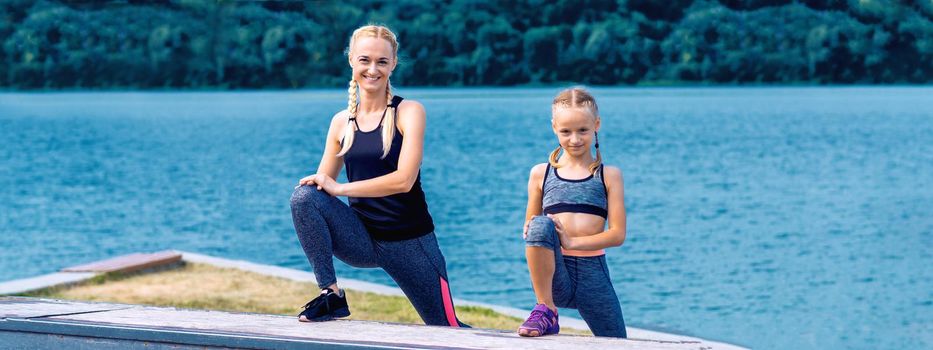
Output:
[439,277,459,327]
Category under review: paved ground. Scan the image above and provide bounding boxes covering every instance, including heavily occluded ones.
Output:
[0,297,729,350]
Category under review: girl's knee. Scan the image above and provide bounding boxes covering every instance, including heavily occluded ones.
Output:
[524,215,557,246]
[526,216,555,235]
[530,215,553,225]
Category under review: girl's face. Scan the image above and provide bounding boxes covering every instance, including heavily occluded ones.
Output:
[552,107,600,158]
[349,37,396,93]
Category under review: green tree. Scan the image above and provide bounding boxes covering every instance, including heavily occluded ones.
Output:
[1,0,930,88]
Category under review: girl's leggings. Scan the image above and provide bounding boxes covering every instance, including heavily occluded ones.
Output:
[524,215,627,337]
[290,185,467,327]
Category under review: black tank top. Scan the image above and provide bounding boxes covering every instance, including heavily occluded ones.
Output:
[343,96,435,241]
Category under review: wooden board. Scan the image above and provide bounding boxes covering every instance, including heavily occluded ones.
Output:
[62,251,182,273]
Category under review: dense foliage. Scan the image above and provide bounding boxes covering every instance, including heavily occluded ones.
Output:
[2,0,931,88]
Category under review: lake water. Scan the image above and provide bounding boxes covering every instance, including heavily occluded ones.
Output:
[0,87,930,349]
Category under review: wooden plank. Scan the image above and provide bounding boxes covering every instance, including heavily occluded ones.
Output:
[62,251,182,274]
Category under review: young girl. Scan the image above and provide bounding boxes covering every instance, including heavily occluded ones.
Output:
[518,87,627,337]
[289,25,466,327]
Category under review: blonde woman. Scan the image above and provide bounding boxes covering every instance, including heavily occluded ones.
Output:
[290,25,466,327]
[519,87,627,337]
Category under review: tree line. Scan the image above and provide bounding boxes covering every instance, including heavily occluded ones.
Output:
[1,0,931,89]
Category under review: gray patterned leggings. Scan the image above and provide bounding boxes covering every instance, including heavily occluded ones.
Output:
[525,215,627,337]
[289,185,466,327]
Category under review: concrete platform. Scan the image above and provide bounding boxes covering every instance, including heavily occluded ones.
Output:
[0,251,746,349]
[177,251,742,347]
[0,298,723,349]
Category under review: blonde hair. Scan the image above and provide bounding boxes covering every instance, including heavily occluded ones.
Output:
[337,25,399,159]
[549,87,602,174]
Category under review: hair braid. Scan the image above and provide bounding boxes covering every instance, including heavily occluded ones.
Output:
[336,79,358,157]
[380,80,396,159]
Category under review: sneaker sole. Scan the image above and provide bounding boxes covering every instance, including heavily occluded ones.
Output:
[517,327,559,337]
[517,327,540,337]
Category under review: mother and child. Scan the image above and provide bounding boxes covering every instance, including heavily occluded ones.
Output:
[289,25,627,338]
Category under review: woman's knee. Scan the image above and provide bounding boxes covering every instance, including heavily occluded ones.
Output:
[290,185,328,209]
[524,215,557,247]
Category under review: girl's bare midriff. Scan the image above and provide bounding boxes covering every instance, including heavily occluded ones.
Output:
[551,211,606,257]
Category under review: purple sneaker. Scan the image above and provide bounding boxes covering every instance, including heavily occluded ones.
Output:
[518,304,559,337]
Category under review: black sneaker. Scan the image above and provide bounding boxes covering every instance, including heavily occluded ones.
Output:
[298,288,350,322]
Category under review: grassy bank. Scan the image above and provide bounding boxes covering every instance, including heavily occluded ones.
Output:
[24,262,587,334]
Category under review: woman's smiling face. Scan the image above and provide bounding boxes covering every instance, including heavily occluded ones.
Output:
[349,37,396,93]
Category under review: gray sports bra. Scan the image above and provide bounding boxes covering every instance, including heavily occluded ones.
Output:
[541,164,608,219]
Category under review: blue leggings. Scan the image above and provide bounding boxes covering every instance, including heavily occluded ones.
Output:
[524,215,627,337]
[290,186,466,327]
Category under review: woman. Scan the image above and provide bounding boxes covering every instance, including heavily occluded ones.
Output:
[289,25,466,327]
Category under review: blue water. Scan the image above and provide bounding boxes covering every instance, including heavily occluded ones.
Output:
[1,87,930,349]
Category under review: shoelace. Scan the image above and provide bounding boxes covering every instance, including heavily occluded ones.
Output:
[301,299,316,310]
[525,309,551,327]
[302,290,331,310]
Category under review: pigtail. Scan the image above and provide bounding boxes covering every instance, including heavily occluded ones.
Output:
[548,145,562,168]
[336,79,358,157]
[588,131,602,174]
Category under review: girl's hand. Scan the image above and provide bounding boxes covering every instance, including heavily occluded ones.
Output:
[297,174,342,196]
[547,214,577,250]
[523,220,530,240]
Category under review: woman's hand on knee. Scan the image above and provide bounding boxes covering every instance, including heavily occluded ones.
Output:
[297,173,342,196]
[296,174,317,189]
